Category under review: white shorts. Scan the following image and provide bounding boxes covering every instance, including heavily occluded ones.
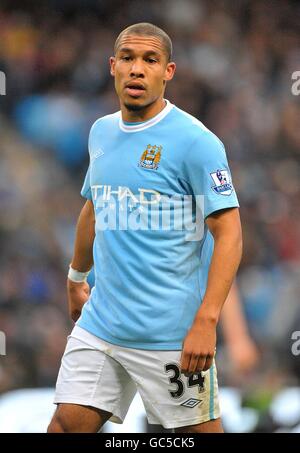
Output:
[54,326,220,429]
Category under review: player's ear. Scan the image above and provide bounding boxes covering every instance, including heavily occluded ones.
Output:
[164,61,176,83]
[110,56,116,77]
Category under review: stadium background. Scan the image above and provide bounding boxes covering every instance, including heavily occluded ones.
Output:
[0,0,300,432]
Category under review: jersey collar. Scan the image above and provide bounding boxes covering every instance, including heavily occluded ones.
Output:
[119,99,173,133]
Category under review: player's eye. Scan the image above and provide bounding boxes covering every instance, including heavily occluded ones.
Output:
[121,56,131,61]
[146,58,157,64]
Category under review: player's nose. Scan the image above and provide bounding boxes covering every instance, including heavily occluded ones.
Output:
[130,59,145,77]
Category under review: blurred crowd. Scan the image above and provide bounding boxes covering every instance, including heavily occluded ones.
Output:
[0,0,300,428]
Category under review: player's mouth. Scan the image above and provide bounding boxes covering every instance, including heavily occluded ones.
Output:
[125,81,146,98]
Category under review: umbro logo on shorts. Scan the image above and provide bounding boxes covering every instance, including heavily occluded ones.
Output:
[181,398,203,408]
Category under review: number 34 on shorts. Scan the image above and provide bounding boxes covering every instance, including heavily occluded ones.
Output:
[165,363,205,400]
[162,356,220,423]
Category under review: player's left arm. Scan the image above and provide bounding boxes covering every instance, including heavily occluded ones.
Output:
[180,207,242,376]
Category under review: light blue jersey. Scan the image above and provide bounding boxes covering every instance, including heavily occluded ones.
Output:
[78,100,239,350]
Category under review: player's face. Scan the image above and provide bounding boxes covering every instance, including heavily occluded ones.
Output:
[110,35,176,113]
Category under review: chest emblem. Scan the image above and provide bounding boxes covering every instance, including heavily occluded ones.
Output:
[138,144,162,170]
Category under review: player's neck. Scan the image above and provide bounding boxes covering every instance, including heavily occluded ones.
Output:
[121,97,166,123]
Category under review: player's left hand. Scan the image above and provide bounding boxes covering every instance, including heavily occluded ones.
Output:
[180,316,217,377]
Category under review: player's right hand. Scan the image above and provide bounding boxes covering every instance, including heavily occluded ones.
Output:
[67,279,90,322]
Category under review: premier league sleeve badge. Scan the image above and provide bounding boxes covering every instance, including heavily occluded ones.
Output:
[210,169,233,196]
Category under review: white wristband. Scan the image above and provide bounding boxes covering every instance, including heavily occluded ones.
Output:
[68,265,90,283]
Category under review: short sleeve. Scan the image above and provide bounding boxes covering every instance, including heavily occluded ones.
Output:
[80,164,92,200]
[183,131,239,218]
[80,118,101,201]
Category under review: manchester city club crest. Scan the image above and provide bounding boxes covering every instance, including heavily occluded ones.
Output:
[139,144,162,170]
[210,169,233,196]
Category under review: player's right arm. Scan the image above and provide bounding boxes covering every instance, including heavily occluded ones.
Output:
[67,199,95,322]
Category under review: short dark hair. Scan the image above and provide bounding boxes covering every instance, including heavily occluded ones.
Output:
[114,22,173,62]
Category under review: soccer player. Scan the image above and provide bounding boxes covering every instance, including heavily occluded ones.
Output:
[48,23,242,433]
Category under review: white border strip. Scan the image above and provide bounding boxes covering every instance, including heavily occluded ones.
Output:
[119,99,173,133]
